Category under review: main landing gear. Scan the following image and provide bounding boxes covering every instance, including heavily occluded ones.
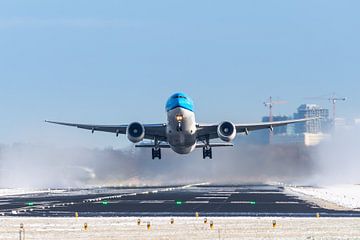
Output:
[151,138,161,159]
[202,136,212,159]
[202,146,212,159]
[152,148,161,159]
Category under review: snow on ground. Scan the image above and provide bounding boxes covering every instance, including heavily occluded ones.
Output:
[1,217,360,240]
[286,184,360,210]
[0,189,65,197]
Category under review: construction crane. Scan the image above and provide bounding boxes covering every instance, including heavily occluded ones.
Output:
[263,96,287,122]
[328,94,347,121]
[263,96,287,144]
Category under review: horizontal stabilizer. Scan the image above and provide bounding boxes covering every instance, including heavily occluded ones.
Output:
[135,143,234,148]
[135,144,171,148]
[195,143,233,148]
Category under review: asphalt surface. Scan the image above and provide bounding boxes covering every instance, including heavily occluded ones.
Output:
[1,184,359,217]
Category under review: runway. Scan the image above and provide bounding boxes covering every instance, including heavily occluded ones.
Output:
[1,184,359,217]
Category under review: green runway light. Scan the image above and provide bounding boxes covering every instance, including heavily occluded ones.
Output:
[176,200,183,205]
[101,201,109,205]
[250,201,256,205]
[26,202,34,206]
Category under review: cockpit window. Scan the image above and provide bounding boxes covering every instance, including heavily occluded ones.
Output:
[166,93,194,112]
[173,95,186,99]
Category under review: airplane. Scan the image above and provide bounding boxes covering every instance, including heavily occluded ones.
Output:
[46,92,314,159]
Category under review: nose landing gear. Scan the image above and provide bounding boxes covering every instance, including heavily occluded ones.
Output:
[152,138,161,159]
[152,148,161,159]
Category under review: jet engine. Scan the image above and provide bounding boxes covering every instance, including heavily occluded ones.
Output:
[126,122,145,143]
[217,121,236,142]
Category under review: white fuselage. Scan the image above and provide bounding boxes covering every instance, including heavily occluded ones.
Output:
[166,107,197,154]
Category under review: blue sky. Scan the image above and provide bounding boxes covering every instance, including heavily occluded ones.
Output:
[0,0,359,148]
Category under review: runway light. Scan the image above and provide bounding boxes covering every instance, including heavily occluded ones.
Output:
[19,223,25,240]
[101,201,109,205]
[26,202,34,206]
[250,201,256,205]
[176,200,183,205]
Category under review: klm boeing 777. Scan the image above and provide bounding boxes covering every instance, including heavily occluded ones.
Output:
[46,93,313,159]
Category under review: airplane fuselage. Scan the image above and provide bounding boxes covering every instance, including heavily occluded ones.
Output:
[165,93,197,154]
[167,107,197,154]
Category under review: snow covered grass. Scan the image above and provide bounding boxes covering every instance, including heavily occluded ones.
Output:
[0,189,48,197]
[0,189,66,197]
[0,217,360,240]
[286,184,360,210]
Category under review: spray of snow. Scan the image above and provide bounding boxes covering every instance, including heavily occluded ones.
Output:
[0,142,316,188]
[312,125,360,185]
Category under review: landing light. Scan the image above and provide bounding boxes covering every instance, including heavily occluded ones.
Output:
[175,115,183,122]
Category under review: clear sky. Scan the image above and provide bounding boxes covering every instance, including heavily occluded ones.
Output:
[0,0,359,148]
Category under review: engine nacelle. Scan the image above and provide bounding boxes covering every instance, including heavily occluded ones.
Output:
[217,121,236,142]
[126,122,145,143]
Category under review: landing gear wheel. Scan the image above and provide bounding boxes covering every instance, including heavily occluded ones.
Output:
[202,147,212,159]
[152,148,161,159]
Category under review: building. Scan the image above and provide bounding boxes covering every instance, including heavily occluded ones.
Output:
[238,104,331,146]
[271,133,330,146]
[293,104,331,133]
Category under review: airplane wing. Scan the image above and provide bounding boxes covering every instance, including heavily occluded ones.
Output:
[45,121,167,141]
[196,118,316,141]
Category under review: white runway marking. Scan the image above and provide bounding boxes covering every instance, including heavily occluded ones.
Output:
[185,201,209,204]
[195,197,228,200]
